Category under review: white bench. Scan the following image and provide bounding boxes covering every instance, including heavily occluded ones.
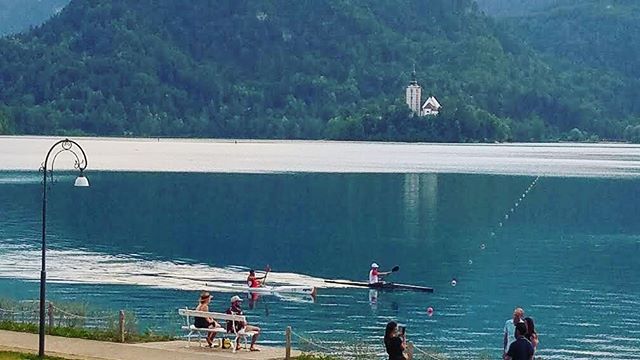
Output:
[178,308,257,352]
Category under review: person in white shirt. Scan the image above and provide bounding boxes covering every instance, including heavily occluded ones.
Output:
[369,263,392,285]
[504,307,526,356]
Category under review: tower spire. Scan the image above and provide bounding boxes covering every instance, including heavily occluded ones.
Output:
[410,63,418,85]
[406,63,422,115]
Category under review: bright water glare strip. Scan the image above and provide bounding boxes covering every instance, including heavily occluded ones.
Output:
[0,243,351,290]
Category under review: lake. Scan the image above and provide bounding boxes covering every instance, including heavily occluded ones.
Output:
[1,138,639,359]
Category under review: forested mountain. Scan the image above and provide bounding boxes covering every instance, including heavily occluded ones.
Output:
[0,0,639,142]
[0,0,69,35]
[511,1,640,79]
[474,0,568,17]
[490,0,640,142]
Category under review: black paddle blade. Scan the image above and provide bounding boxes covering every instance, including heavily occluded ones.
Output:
[392,265,400,272]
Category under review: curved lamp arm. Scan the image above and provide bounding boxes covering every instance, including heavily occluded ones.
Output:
[41,138,89,184]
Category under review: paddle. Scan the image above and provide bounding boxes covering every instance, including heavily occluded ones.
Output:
[262,264,271,286]
[379,265,400,282]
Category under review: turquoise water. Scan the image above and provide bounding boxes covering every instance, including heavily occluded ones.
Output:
[1,171,639,359]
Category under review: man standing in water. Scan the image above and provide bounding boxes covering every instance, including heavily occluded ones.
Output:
[504,307,526,356]
[369,263,393,285]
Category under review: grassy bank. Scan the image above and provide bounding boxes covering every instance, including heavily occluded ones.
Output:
[0,297,173,344]
[0,350,70,360]
[0,321,172,343]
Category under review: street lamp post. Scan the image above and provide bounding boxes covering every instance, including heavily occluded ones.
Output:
[39,139,89,358]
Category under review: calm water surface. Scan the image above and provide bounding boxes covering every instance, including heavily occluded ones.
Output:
[1,171,639,359]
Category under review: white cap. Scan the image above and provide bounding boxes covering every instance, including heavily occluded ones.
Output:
[230,295,243,303]
[371,263,379,268]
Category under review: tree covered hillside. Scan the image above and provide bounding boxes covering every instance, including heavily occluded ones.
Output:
[512,1,640,79]
[0,0,638,141]
[503,0,640,141]
[474,0,573,17]
[0,0,69,35]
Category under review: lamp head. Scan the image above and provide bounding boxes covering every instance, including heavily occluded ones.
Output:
[74,172,89,187]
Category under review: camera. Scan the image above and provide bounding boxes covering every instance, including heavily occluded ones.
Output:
[398,325,406,335]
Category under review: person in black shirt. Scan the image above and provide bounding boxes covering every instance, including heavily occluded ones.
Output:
[505,322,534,360]
[226,295,261,351]
[384,321,407,360]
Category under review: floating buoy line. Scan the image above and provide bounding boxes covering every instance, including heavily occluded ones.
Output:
[451,176,541,287]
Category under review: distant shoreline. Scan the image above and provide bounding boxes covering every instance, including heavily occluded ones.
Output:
[1,135,639,177]
[1,134,634,145]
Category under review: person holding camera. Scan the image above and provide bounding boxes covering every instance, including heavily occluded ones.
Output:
[384,321,407,360]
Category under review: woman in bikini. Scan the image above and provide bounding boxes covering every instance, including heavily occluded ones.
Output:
[194,291,219,347]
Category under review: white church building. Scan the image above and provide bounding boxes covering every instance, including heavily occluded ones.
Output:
[405,71,441,116]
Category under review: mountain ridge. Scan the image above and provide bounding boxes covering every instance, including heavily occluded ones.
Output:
[0,0,638,142]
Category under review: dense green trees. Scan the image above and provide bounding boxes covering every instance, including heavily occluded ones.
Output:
[323,99,511,142]
[0,0,638,142]
[488,0,640,143]
[474,0,570,17]
[508,1,640,79]
[624,125,640,143]
[0,109,10,135]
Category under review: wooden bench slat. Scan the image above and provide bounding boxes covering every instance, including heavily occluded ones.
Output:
[181,325,227,333]
[178,309,246,322]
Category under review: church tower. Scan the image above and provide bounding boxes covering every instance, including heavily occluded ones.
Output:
[405,66,422,115]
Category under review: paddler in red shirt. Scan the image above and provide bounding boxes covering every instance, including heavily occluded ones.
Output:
[247,269,267,288]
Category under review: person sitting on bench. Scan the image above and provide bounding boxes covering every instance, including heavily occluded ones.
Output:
[226,295,261,351]
[194,291,219,347]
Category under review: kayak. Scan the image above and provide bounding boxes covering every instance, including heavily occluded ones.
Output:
[325,279,434,293]
[207,282,317,297]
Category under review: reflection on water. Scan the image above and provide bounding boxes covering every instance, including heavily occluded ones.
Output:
[0,171,639,358]
[403,173,438,242]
